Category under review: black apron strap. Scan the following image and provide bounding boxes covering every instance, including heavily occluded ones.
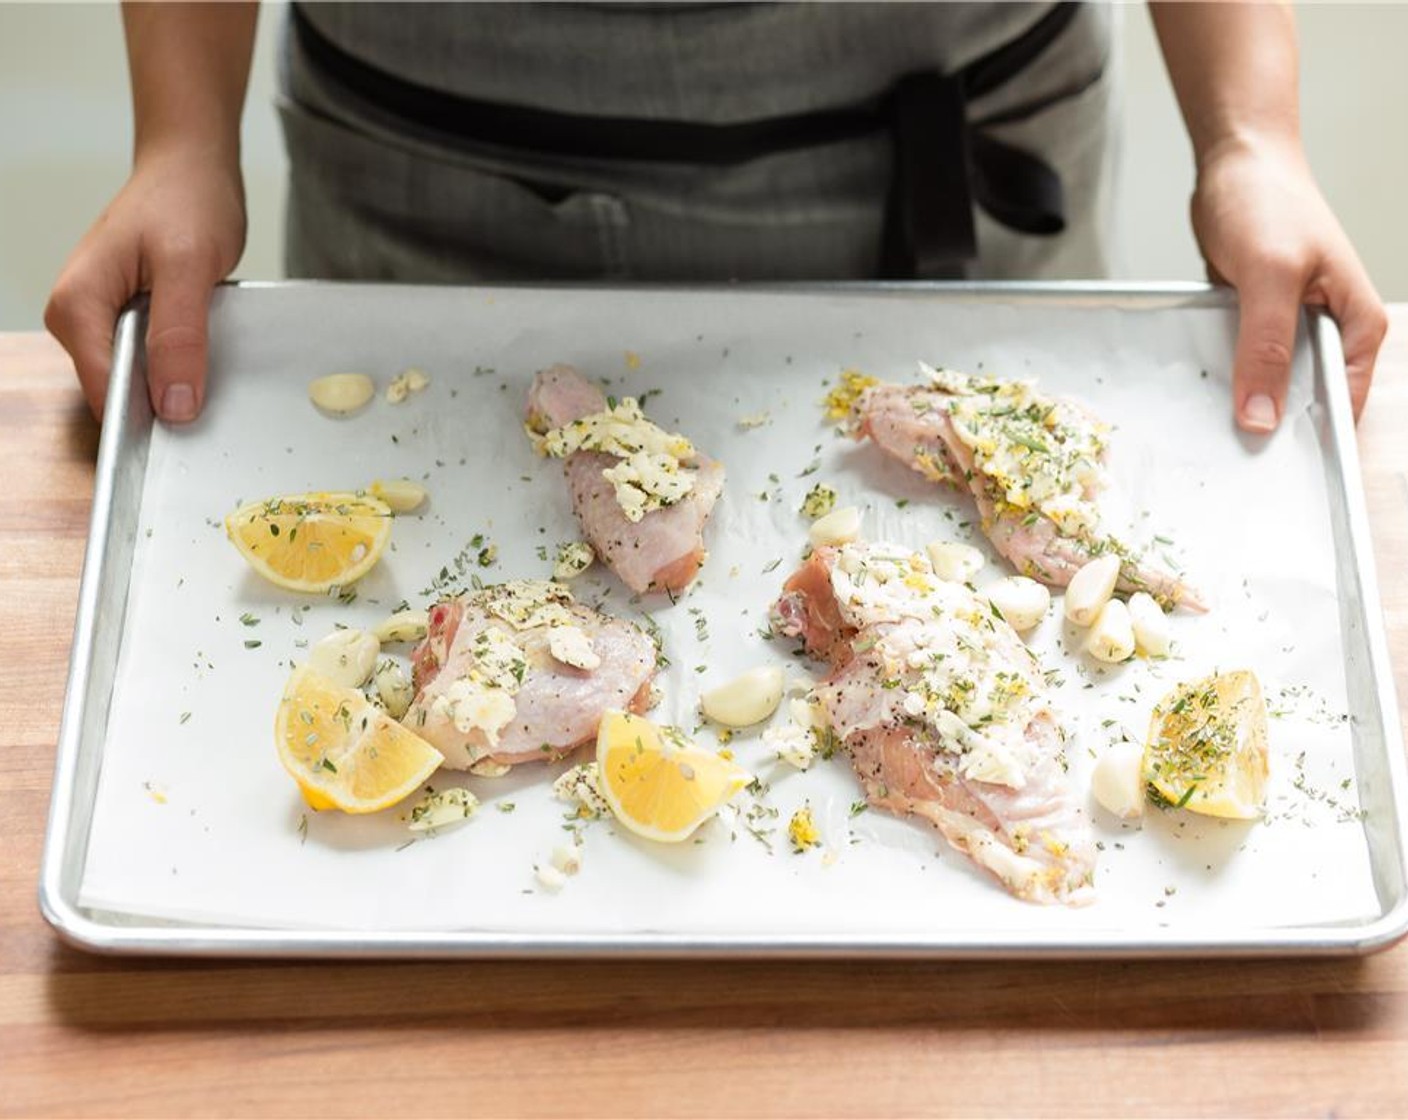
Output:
[290,2,879,164]
[885,2,1081,277]
[882,74,975,280]
[970,132,1066,237]
[292,2,1090,279]
[963,2,1081,102]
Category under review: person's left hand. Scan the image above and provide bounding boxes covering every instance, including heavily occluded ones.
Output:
[1190,134,1386,432]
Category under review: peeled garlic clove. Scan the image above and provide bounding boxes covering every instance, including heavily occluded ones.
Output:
[373,660,414,720]
[1091,739,1146,819]
[372,608,430,644]
[309,628,381,688]
[309,373,375,415]
[1084,598,1135,664]
[1064,554,1121,627]
[535,863,568,891]
[385,373,410,404]
[1128,591,1171,658]
[403,367,431,393]
[926,541,985,583]
[550,843,583,875]
[700,666,785,728]
[809,506,861,547]
[986,576,1050,632]
[369,478,427,514]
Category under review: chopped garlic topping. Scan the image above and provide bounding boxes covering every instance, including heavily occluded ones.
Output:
[800,483,838,519]
[552,541,595,581]
[466,626,529,691]
[548,625,601,671]
[957,729,1030,788]
[766,723,817,770]
[436,679,517,745]
[479,580,576,631]
[601,449,695,523]
[427,625,527,747]
[537,396,693,460]
[386,367,430,403]
[408,786,478,832]
[553,762,610,818]
[821,542,1051,789]
[922,362,1106,539]
[535,397,697,521]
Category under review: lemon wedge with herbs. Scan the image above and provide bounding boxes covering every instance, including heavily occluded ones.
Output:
[225,491,392,593]
[1142,669,1270,819]
[596,710,752,843]
[275,665,443,813]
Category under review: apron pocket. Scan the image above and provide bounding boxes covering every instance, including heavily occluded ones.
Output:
[277,95,627,281]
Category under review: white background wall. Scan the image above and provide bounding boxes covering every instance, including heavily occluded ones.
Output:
[2,1,1406,330]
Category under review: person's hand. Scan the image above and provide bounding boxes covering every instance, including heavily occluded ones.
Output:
[1190,135,1386,433]
[45,144,246,423]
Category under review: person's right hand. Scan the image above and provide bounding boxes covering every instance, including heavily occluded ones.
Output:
[45,144,247,423]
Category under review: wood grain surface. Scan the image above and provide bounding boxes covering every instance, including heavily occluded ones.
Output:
[4,316,1408,1118]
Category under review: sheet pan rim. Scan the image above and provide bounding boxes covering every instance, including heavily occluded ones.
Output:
[38,282,1406,960]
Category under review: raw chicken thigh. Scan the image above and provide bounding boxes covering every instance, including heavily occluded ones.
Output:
[851,365,1202,610]
[526,364,724,595]
[773,542,1097,904]
[407,580,656,771]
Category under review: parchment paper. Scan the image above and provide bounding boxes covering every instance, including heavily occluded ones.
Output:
[78,285,1378,938]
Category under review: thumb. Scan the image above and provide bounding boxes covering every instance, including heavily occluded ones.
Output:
[1231,263,1303,435]
[1324,265,1388,422]
[44,254,133,422]
[145,245,222,423]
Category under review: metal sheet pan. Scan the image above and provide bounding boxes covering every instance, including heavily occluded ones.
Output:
[38,281,1408,958]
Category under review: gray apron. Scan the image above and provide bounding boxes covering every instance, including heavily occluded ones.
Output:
[276,2,1118,283]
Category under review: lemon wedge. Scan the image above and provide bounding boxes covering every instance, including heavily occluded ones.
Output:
[225,491,392,593]
[1142,669,1269,819]
[276,665,443,813]
[596,710,752,842]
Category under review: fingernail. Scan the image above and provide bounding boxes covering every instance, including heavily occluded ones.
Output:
[161,383,197,423]
[1241,393,1278,433]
